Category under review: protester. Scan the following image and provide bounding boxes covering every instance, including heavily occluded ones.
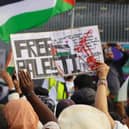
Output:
[42,76,75,102]
[74,74,97,90]
[42,76,68,103]
[58,105,111,129]
[95,62,128,129]
[34,87,56,112]
[0,70,38,129]
[103,43,128,97]
[57,63,128,129]
[42,62,75,102]
[0,70,60,129]
[18,70,59,125]
[72,74,97,106]
[103,43,128,118]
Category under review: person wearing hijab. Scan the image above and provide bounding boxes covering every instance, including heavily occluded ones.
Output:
[0,70,60,129]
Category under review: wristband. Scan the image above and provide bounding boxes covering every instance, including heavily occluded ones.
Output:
[97,79,107,87]
[9,89,16,94]
[9,87,15,90]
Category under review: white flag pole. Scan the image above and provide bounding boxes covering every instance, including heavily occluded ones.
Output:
[71,8,75,29]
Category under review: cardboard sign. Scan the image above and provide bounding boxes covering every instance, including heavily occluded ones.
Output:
[11,26,104,79]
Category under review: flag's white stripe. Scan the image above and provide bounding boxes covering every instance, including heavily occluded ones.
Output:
[117,76,129,102]
[0,0,56,25]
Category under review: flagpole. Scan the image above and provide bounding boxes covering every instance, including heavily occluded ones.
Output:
[71,8,75,29]
[68,7,75,75]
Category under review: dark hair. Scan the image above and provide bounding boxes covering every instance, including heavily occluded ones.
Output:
[64,76,74,81]
[71,88,96,105]
[56,99,75,118]
[110,112,122,122]
[74,74,97,90]
[107,43,116,47]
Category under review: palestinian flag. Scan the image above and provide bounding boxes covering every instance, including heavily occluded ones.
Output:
[114,76,129,102]
[0,0,75,43]
[6,49,15,75]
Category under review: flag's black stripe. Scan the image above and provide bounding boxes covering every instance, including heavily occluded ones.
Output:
[0,82,7,86]
[0,0,23,6]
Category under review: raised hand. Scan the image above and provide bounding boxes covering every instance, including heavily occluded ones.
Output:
[18,70,34,95]
[96,63,109,80]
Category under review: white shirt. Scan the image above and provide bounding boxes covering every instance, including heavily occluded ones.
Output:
[114,121,128,129]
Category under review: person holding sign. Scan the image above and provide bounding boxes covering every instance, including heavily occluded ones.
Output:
[95,62,128,129]
[56,63,128,129]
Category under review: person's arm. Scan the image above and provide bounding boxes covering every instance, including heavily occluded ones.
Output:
[1,70,14,90]
[18,71,57,124]
[95,63,115,129]
[53,60,64,77]
[0,70,19,101]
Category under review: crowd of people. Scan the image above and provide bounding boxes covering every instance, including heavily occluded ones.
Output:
[0,43,129,129]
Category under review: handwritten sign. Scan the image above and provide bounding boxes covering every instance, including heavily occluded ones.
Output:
[11,26,104,79]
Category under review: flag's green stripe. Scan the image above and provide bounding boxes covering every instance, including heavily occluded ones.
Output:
[0,8,53,43]
[6,66,15,75]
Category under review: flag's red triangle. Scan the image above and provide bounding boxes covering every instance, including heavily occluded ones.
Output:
[64,0,75,6]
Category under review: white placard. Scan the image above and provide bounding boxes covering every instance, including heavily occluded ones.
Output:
[11,25,104,79]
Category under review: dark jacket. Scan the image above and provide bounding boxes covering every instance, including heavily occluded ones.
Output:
[106,51,129,96]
